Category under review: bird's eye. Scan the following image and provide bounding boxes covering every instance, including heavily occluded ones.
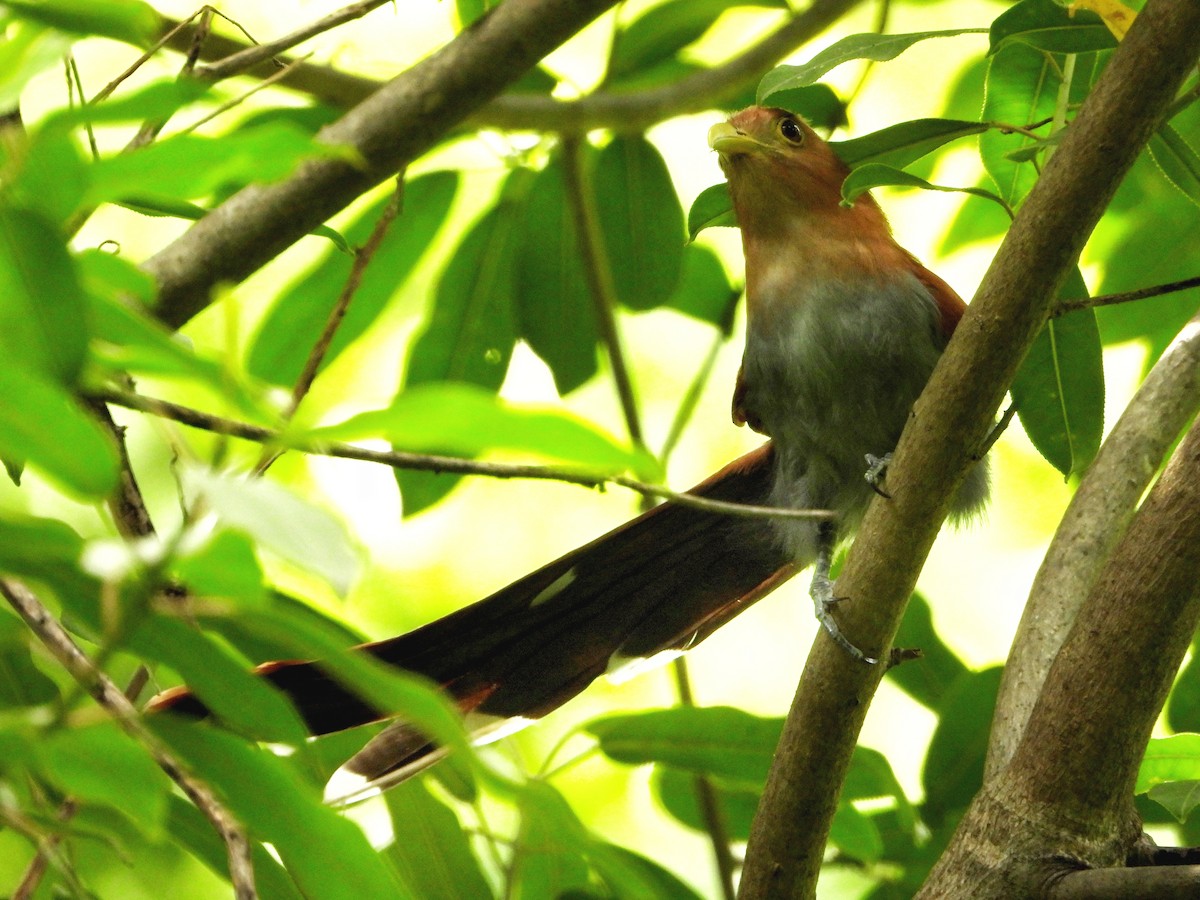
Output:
[779,118,804,144]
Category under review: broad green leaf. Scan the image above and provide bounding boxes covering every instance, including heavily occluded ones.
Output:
[0,368,117,496]
[249,171,459,386]
[756,83,847,131]
[1146,780,1200,824]
[513,152,599,393]
[315,382,658,479]
[757,30,986,103]
[609,0,786,82]
[595,135,685,311]
[153,718,412,900]
[1137,734,1200,795]
[39,721,171,836]
[166,796,304,900]
[890,592,970,710]
[828,801,884,863]
[841,163,1013,216]
[686,182,736,240]
[666,243,741,334]
[921,666,1003,827]
[989,0,1116,55]
[1168,642,1200,734]
[654,767,760,839]
[843,747,916,833]
[1148,124,1200,209]
[0,21,70,109]
[0,207,88,383]
[171,530,266,608]
[509,781,593,900]
[1012,269,1104,477]
[832,120,988,170]
[383,780,491,900]
[591,843,703,900]
[83,124,357,209]
[183,467,361,596]
[981,44,1058,204]
[3,0,161,47]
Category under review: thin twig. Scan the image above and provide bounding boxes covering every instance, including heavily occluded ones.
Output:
[179,54,314,136]
[558,135,649,460]
[1,579,257,900]
[1054,274,1200,317]
[89,386,836,522]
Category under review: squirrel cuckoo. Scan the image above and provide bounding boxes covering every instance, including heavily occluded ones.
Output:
[150,107,988,798]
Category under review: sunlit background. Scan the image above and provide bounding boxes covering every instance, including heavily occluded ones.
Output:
[0,0,1152,896]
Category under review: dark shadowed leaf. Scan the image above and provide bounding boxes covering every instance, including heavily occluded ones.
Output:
[922,666,1003,827]
[666,243,741,334]
[890,592,970,709]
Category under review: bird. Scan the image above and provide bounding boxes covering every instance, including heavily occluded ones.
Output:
[149,106,989,799]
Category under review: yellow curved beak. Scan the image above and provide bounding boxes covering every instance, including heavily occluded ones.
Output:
[707,122,762,155]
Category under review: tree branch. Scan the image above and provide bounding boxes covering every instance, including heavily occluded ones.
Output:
[986,310,1200,778]
[145,0,620,328]
[92,387,834,523]
[1047,864,1200,900]
[737,1,1200,897]
[1054,274,1200,317]
[0,579,257,900]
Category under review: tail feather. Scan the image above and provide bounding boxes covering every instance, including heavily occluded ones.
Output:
[149,443,797,780]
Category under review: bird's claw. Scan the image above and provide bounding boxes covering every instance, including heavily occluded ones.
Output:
[810,574,878,665]
[864,453,893,499]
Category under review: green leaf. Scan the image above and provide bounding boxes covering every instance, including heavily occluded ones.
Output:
[832,119,988,170]
[595,135,685,311]
[171,530,266,608]
[314,382,658,480]
[828,801,884,863]
[39,721,171,836]
[183,467,362,596]
[989,0,1116,55]
[590,843,703,900]
[383,780,491,900]
[841,163,1013,216]
[0,207,89,384]
[0,613,58,707]
[686,182,736,240]
[757,83,847,131]
[1146,780,1200,824]
[1148,124,1200,209]
[513,152,599,393]
[1012,269,1104,477]
[249,171,459,386]
[509,781,594,900]
[666,243,741,334]
[152,718,413,900]
[0,367,118,496]
[0,21,70,109]
[40,78,210,131]
[3,0,161,47]
[921,666,1003,827]
[654,767,760,839]
[757,30,986,103]
[83,124,357,209]
[1137,734,1200,795]
[940,175,1018,253]
[890,592,970,710]
[609,0,786,82]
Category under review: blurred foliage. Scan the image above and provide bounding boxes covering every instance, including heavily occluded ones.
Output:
[0,0,1198,897]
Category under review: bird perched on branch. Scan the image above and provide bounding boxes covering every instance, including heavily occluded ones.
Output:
[150,106,989,798]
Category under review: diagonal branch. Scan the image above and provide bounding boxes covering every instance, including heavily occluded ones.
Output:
[738,1,1200,897]
[145,0,619,329]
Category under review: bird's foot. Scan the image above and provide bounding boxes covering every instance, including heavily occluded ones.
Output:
[810,574,878,664]
[864,453,893,498]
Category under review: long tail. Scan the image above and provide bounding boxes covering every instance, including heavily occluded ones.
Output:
[149,444,797,788]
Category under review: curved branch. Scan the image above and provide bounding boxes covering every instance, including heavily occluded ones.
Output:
[145,0,620,328]
[738,1,1200,897]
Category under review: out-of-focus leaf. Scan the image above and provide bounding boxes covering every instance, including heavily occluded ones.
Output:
[609,0,786,82]
[3,0,161,47]
[171,530,266,608]
[383,780,491,900]
[0,610,58,707]
[989,0,1116,55]
[41,78,210,131]
[687,182,736,240]
[595,135,684,311]
[654,767,760,839]
[758,30,985,103]
[513,151,598,393]
[249,171,459,386]
[509,781,593,900]
[757,83,847,131]
[183,467,361,596]
[153,718,413,900]
[828,801,884,863]
[1137,734,1200,795]
[842,163,1013,215]
[0,22,70,109]
[39,721,171,836]
[591,843,703,900]
[940,176,1013,253]
[922,666,1003,827]
[1148,124,1200,209]
[666,243,741,334]
[832,120,988,170]
[315,382,658,479]
[0,207,88,383]
[891,592,970,709]
[1012,269,1104,477]
[83,124,357,209]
